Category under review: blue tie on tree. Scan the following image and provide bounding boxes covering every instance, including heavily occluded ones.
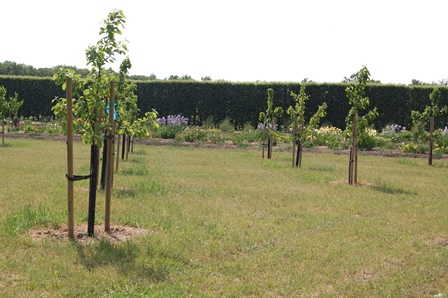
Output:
[106,103,119,121]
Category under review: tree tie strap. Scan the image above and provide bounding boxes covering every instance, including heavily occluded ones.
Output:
[66,174,93,182]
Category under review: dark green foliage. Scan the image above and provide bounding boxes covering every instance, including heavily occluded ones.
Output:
[358,133,377,151]
[0,75,64,117]
[1,75,447,129]
[156,124,186,139]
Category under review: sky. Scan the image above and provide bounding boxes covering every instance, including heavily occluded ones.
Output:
[2,0,448,84]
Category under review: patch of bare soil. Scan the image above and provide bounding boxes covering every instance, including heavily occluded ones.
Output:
[27,224,148,244]
[330,180,374,186]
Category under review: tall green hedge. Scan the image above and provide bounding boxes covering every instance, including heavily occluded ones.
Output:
[1,75,447,130]
[0,76,63,118]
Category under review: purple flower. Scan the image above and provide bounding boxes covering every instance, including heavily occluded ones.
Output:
[157,115,188,126]
[442,126,448,136]
[257,123,277,131]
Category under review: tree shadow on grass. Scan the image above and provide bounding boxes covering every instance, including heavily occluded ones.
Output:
[74,239,169,282]
[369,182,417,195]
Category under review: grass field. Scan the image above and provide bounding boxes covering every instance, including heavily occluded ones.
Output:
[1,138,448,297]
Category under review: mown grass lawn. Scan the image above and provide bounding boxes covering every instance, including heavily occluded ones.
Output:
[1,138,448,297]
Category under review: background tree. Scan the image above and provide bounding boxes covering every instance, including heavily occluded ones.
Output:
[343,70,381,84]
[0,86,7,145]
[167,74,194,81]
[287,83,327,167]
[0,60,90,77]
[345,65,378,184]
[127,73,157,80]
[411,87,447,165]
[259,88,283,159]
[411,87,447,139]
[8,92,24,127]
[114,57,158,164]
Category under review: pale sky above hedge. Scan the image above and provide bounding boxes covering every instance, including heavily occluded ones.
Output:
[2,0,447,84]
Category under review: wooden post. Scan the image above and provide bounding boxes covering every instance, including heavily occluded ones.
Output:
[105,82,115,232]
[297,125,304,167]
[111,120,116,188]
[348,145,353,184]
[292,117,297,168]
[428,116,434,165]
[66,78,75,240]
[348,111,358,184]
[131,136,134,153]
[121,133,126,160]
[116,133,121,170]
[100,132,108,190]
[1,116,4,146]
[126,134,130,160]
[353,110,358,184]
[262,122,266,159]
[348,111,358,185]
[1,108,5,145]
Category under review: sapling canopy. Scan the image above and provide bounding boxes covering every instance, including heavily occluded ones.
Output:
[411,87,447,141]
[287,83,327,141]
[259,88,283,158]
[287,83,327,167]
[345,65,378,184]
[345,66,378,136]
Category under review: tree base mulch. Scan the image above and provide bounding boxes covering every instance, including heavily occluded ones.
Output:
[27,224,149,244]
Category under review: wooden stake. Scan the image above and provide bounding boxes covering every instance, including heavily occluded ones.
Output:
[111,120,116,188]
[353,110,358,184]
[1,117,4,146]
[105,82,115,232]
[428,116,434,165]
[66,78,75,239]
[116,133,121,170]
[131,135,134,153]
[122,133,126,160]
[292,117,297,168]
[298,125,304,167]
[126,134,130,160]
[348,110,358,185]
[348,145,353,184]
[262,122,266,159]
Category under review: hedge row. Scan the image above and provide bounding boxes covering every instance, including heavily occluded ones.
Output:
[1,75,447,130]
[136,81,448,129]
[0,76,64,118]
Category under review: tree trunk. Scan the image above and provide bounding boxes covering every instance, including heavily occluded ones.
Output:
[428,116,434,166]
[122,133,126,160]
[87,143,99,237]
[100,132,108,190]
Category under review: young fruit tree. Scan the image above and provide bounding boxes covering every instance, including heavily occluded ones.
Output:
[8,92,24,127]
[259,88,283,159]
[345,66,378,184]
[411,87,447,165]
[0,86,7,145]
[113,57,157,167]
[287,83,327,167]
[52,10,130,237]
[0,86,23,145]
